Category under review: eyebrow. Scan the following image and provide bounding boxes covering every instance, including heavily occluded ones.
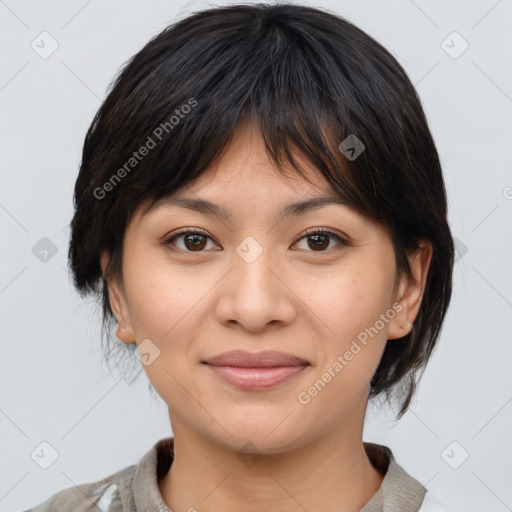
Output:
[146,195,351,220]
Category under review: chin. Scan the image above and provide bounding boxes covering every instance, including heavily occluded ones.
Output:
[212,421,307,455]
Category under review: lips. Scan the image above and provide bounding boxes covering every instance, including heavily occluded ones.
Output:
[201,350,310,390]
[202,350,310,367]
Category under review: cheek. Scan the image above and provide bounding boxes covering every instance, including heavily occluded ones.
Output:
[122,246,213,338]
[120,250,217,396]
[299,263,393,392]
[301,263,393,341]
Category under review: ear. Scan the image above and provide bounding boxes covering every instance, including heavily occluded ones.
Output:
[100,250,136,344]
[387,240,433,340]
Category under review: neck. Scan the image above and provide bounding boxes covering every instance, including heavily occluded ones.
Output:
[158,420,384,512]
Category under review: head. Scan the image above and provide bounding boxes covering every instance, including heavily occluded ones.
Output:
[68,3,454,450]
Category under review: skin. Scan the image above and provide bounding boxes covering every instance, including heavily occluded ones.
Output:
[101,122,432,512]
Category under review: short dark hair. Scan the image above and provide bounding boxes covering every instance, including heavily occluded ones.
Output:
[68,2,455,418]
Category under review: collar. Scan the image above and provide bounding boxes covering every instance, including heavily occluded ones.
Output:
[360,442,427,511]
[128,437,426,512]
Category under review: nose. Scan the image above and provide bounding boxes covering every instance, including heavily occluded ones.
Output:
[214,243,297,333]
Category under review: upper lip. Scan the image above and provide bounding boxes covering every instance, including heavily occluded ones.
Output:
[202,350,310,367]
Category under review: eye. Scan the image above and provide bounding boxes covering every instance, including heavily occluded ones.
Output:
[293,228,348,252]
[162,227,349,253]
[162,228,219,252]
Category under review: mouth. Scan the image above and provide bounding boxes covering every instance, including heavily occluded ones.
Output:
[201,350,310,390]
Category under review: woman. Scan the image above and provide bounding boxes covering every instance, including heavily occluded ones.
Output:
[26,3,454,511]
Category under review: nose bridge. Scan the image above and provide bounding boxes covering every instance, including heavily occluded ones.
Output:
[233,234,280,294]
[215,233,296,331]
[236,234,267,266]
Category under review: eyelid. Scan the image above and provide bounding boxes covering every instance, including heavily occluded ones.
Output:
[300,227,350,244]
[164,227,210,239]
[161,226,351,252]
[162,227,219,250]
[294,228,350,251]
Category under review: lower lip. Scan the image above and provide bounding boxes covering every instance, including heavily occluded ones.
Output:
[204,364,308,390]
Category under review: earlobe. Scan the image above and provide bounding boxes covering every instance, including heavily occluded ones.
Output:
[100,250,136,344]
[116,323,136,344]
[387,312,413,340]
[388,241,433,340]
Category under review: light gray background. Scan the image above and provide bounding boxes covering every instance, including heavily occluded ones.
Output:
[1,1,511,511]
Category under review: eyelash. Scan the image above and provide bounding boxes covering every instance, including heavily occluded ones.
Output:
[162,227,349,254]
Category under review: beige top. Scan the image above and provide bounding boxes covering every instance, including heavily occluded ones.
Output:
[24,437,445,512]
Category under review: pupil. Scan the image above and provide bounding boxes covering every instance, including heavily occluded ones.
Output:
[309,234,328,251]
[186,234,206,251]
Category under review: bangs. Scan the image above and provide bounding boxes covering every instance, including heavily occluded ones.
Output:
[91,6,404,227]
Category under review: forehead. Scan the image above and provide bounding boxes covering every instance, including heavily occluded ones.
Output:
[172,122,334,199]
[137,122,349,221]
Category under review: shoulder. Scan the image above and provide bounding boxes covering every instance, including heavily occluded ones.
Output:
[22,463,137,512]
[23,437,175,512]
[418,492,453,512]
[363,441,454,512]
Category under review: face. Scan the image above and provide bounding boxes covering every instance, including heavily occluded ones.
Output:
[102,123,431,454]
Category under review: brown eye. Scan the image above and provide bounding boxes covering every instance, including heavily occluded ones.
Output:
[163,229,218,252]
[294,229,347,252]
[163,227,348,254]
[182,233,207,251]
